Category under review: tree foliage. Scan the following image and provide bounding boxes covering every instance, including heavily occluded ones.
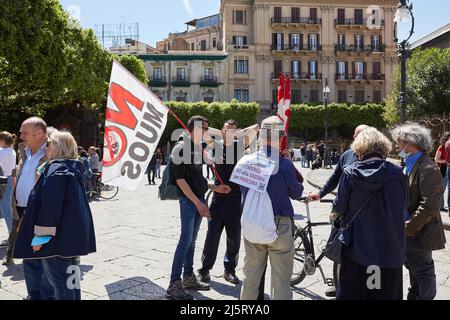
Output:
[385,48,450,123]
[116,55,148,85]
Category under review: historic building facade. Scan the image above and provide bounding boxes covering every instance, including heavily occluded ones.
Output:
[151,0,399,115]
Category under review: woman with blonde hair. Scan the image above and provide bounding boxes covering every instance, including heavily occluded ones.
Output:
[0,131,17,237]
[333,127,408,300]
[14,131,96,300]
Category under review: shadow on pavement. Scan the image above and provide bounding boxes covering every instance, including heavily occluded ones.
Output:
[104,277,167,300]
[291,286,328,301]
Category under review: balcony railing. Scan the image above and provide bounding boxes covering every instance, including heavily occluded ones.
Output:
[272,72,322,80]
[171,76,191,87]
[272,43,322,52]
[335,73,386,81]
[335,44,386,53]
[335,18,385,27]
[199,76,219,87]
[271,17,322,25]
[149,76,167,87]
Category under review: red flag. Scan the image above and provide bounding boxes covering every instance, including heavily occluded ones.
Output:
[278,75,291,151]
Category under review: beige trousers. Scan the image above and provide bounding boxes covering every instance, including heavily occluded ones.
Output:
[240,216,295,300]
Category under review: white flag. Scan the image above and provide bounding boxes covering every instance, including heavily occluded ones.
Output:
[102,60,168,191]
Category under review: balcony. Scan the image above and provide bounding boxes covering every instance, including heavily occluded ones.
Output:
[335,44,386,54]
[149,76,167,87]
[335,73,385,81]
[272,72,322,81]
[199,76,219,87]
[335,18,385,28]
[272,43,322,53]
[171,76,191,87]
[271,17,322,26]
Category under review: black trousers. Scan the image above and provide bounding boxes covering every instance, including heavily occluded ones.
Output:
[200,196,241,274]
[147,166,156,184]
[337,247,403,300]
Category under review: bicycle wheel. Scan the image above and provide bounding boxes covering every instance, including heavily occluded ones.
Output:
[291,224,312,286]
[98,183,119,200]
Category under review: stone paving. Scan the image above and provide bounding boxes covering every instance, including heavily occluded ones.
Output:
[0,164,449,300]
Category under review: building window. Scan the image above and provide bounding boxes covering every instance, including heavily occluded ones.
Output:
[213,38,217,48]
[233,35,247,47]
[338,90,347,103]
[338,34,345,47]
[310,8,318,24]
[354,62,364,80]
[274,7,282,23]
[234,89,249,102]
[234,58,249,74]
[355,90,365,104]
[308,61,318,79]
[354,9,363,25]
[337,8,345,24]
[355,35,363,51]
[233,10,247,24]
[272,33,284,50]
[176,68,186,81]
[310,90,319,103]
[274,60,282,78]
[291,7,300,23]
[292,89,302,104]
[337,61,346,79]
[204,68,214,80]
[373,90,382,103]
[153,67,163,80]
[191,43,195,51]
[291,33,301,50]
[309,34,319,51]
[291,60,300,79]
[200,40,207,51]
[371,35,381,51]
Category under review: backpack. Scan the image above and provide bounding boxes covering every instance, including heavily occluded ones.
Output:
[158,160,180,200]
[241,189,278,244]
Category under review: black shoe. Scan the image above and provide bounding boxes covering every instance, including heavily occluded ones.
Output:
[182,274,211,291]
[198,269,211,283]
[166,280,194,300]
[0,240,8,247]
[325,286,337,297]
[224,271,240,285]
[2,253,14,266]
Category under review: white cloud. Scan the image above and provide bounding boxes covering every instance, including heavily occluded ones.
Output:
[181,0,194,17]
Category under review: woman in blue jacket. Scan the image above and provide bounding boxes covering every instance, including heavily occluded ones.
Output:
[14,131,96,300]
[333,127,408,300]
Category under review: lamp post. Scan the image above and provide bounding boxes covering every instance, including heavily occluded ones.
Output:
[323,78,330,143]
[394,0,415,124]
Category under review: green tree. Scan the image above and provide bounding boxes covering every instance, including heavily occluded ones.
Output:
[116,55,148,85]
[385,48,450,123]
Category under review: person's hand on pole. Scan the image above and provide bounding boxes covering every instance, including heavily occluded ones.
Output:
[308,193,321,202]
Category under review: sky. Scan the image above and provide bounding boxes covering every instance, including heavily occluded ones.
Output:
[59,0,450,47]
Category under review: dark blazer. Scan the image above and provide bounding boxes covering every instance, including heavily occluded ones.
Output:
[407,154,446,251]
[14,159,96,259]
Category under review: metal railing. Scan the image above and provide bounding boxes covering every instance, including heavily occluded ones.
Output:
[271,17,322,25]
[272,43,322,51]
[335,44,385,53]
[335,18,385,26]
[335,73,386,80]
[272,72,322,80]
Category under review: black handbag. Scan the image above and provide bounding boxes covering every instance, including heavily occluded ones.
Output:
[324,193,377,263]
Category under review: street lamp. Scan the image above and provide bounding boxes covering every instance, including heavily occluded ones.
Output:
[323,78,331,143]
[394,0,415,123]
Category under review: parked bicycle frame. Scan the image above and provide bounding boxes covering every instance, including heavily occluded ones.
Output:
[291,197,339,289]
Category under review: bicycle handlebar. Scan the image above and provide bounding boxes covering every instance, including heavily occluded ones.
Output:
[298,197,335,203]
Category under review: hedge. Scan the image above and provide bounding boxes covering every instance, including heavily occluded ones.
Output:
[161,101,260,145]
[289,103,387,139]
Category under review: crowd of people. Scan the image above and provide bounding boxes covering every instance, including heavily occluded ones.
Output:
[0,114,449,301]
[290,142,339,170]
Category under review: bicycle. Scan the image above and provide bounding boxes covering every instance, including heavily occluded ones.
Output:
[291,197,339,289]
[88,173,120,200]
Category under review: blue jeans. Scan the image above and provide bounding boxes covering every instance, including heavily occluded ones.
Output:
[41,257,81,300]
[170,196,205,283]
[441,170,448,209]
[23,259,56,300]
[0,176,13,233]
[156,162,161,178]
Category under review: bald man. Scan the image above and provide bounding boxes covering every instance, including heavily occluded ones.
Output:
[308,124,369,297]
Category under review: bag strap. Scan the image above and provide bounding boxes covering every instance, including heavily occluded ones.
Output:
[340,190,378,231]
